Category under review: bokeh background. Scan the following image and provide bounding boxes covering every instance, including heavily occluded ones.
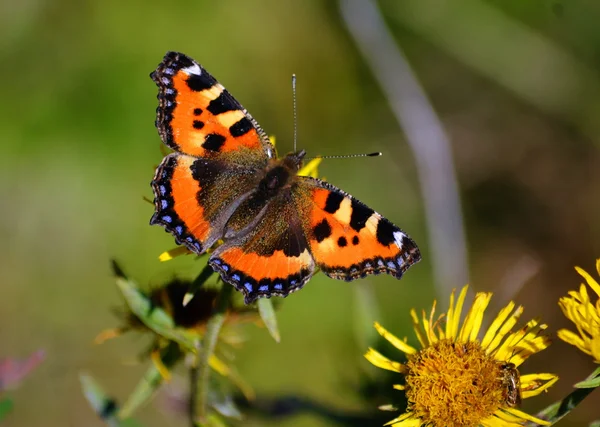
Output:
[2,0,600,425]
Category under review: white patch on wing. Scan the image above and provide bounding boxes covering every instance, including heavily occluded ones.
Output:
[393,231,405,248]
[182,63,201,76]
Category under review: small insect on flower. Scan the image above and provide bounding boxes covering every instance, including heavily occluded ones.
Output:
[365,285,558,427]
[498,362,521,408]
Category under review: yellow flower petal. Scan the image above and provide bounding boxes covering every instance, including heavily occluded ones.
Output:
[208,354,229,376]
[521,373,559,398]
[449,286,469,339]
[445,288,457,338]
[410,309,428,349]
[94,328,124,344]
[557,329,591,355]
[458,292,492,342]
[501,407,551,425]
[486,306,524,355]
[151,348,172,381]
[495,320,546,361]
[374,322,417,355]
[576,265,600,297]
[385,412,421,426]
[422,301,440,345]
[365,348,406,373]
[298,158,322,178]
[159,246,191,261]
[591,335,600,362]
[481,301,516,350]
[558,260,600,363]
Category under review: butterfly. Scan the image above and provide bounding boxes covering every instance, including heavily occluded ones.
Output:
[150,52,421,304]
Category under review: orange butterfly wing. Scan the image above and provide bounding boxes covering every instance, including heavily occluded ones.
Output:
[151,51,274,162]
[298,178,421,280]
[150,52,272,254]
[208,172,421,304]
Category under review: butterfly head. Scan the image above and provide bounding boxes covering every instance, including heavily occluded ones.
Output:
[281,149,307,172]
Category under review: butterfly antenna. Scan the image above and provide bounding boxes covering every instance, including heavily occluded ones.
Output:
[306,152,382,160]
[292,74,298,153]
[292,74,380,160]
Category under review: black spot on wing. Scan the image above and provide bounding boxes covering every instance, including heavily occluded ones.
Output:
[172,52,195,69]
[207,91,237,115]
[229,117,253,137]
[349,199,373,232]
[338,236,347,247]
[352,235,360,245]
[193,108,203,115]
[193,120,204,130]
[313,219,332,243]
[202,133,226,151]
[324,191,344,214]
[190,158,223,189]
[187,73,215,92]
[275,226,306,257]
[376,217,397,246]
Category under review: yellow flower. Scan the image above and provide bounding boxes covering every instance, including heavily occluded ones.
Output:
[365,286,558,427]
[557,259,600,363]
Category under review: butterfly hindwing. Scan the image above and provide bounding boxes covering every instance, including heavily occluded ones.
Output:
[150,153,262,254]
[297,177,421,280]
[209,191,315,304]
[151,51,274,162]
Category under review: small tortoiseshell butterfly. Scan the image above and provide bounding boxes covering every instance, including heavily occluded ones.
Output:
[150,52,421,304]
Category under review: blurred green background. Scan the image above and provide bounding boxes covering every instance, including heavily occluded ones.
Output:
[2,0,600,425]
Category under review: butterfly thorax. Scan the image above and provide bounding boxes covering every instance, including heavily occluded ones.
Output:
[222,150,306,238]
[259,150,306,194]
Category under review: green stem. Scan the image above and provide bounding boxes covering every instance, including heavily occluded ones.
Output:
[189,356,199,427]
[194,283,233,424]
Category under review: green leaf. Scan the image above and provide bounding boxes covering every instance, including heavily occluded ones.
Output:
[257,298,280,343]
[118,342,182,418]
[0,398,14,421]
[527,386,597,426]
[80,373,123,427]
[116,277,199,350]
[574,365,600,388]
[575,375,600,388]
[589,420,600,427]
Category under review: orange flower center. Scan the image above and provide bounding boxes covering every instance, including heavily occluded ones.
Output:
[405,339,510,427]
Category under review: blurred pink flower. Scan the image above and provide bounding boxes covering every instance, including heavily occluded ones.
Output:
[0,350,45,391]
